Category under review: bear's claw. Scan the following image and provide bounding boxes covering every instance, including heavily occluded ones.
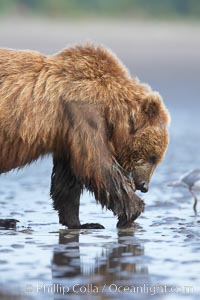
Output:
[117,199,145,228]
[81,223,105,229]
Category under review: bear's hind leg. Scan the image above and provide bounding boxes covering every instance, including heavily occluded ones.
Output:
[50,157,104,229]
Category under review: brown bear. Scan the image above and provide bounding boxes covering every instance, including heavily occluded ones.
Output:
[0,44,170,229]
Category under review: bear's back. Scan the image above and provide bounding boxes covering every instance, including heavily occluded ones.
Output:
[0,48,45,78]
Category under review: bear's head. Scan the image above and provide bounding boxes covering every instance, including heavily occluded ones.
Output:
[108,91,170,193]
[58,45,169,194]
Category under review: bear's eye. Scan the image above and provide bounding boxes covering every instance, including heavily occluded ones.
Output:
[149,155,158,164]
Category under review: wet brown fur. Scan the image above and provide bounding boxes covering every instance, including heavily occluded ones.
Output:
[0,44,170,227]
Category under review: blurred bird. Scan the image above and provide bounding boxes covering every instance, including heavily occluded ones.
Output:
[168,169,200,214]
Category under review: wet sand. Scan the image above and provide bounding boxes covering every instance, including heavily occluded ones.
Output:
[0,19,200,300]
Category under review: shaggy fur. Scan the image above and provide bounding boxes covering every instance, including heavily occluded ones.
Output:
[0,44,170,228]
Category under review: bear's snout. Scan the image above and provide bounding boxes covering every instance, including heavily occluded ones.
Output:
[137,181,149,193]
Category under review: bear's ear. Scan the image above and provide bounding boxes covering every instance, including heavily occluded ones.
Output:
[141,92,161,119]
[140,92,170,126]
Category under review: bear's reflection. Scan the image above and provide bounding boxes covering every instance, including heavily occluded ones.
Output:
[52,229,148,288]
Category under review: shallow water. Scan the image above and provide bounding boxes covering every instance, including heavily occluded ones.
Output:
[0,20,200,300]
[0,112,200,300]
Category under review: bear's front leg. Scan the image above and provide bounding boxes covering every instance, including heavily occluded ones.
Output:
[50,156,81,228]
[50,156,104,229]
[92,165,145,229]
